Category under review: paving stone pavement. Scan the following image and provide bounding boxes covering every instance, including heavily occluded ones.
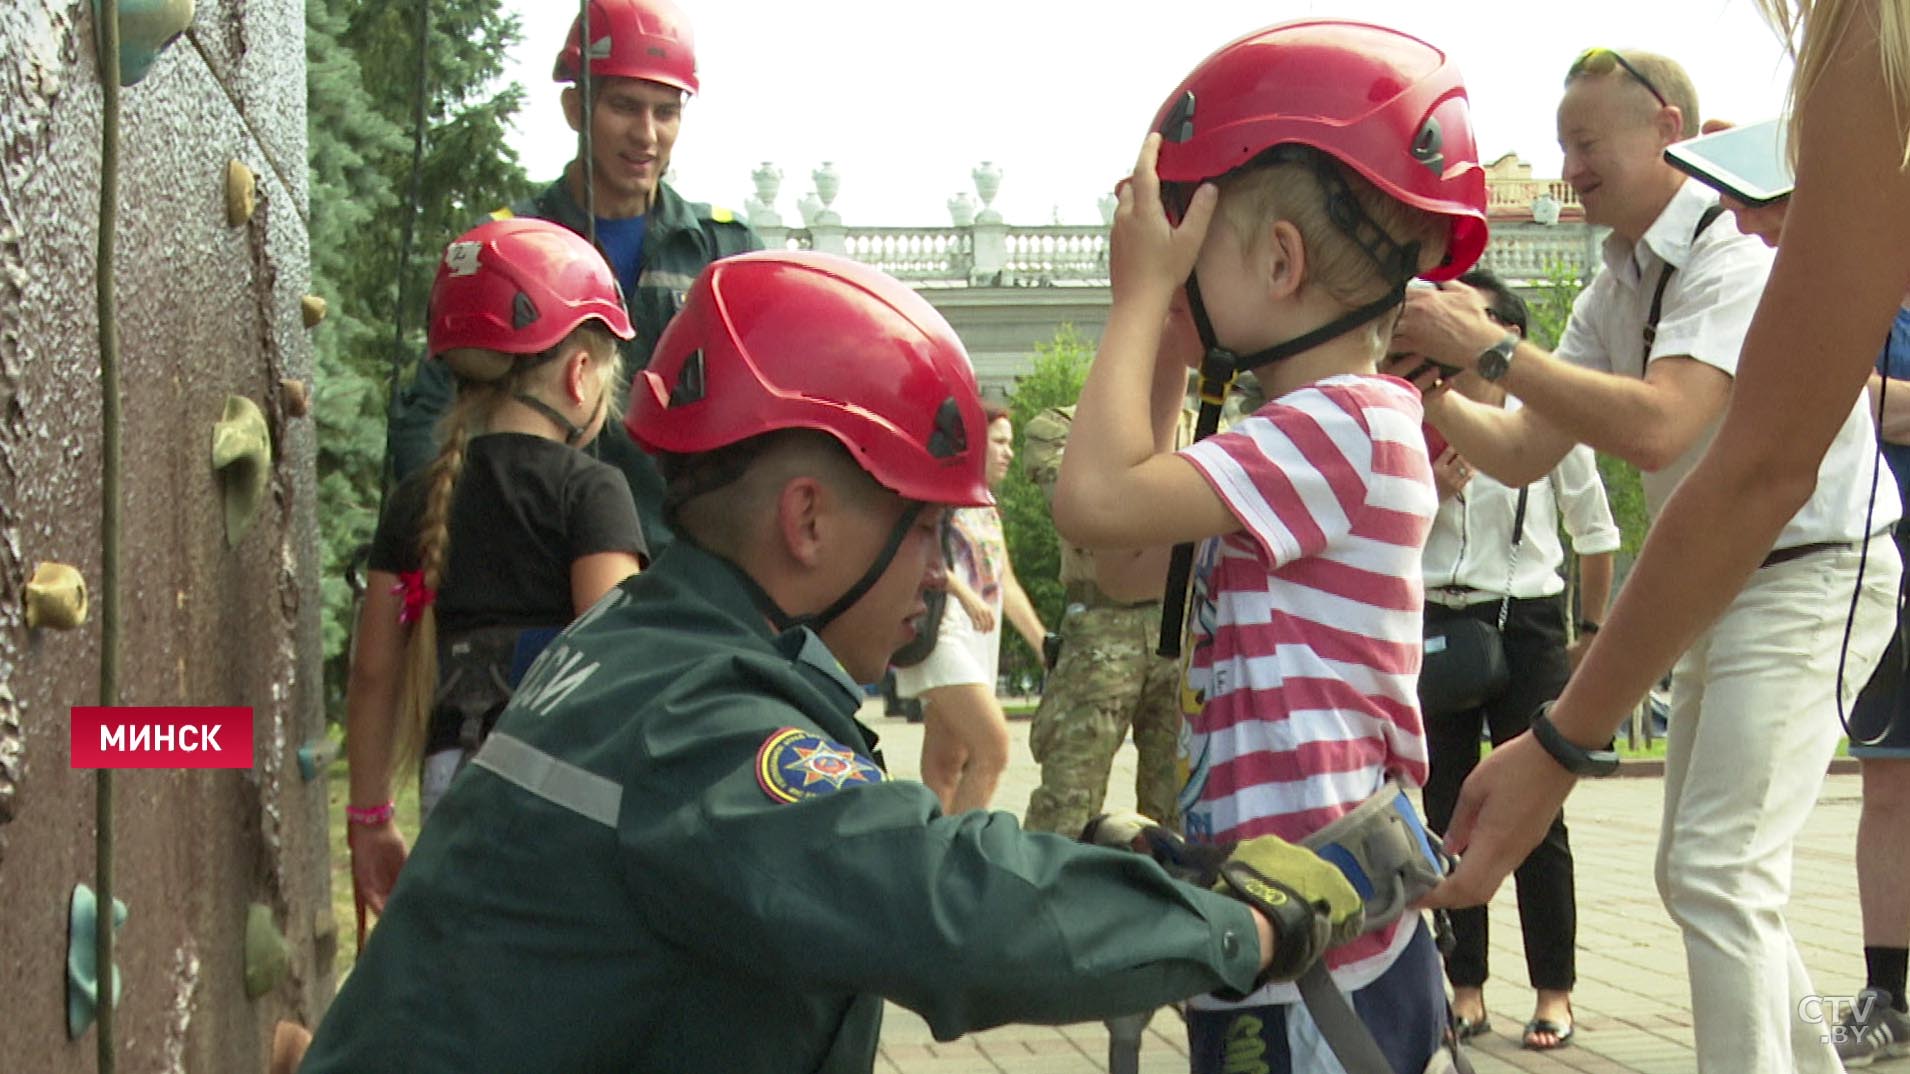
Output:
[861,698,1897,1074]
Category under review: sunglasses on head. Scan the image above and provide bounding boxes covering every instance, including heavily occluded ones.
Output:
[1570,47,1670,111]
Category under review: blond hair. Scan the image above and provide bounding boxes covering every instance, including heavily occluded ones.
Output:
[1213,152,1451,351]
[1563,49,1701,138]
[390,324,622,778]
[1756,0,1910,166]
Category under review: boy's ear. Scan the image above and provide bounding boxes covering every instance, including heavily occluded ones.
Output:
[1263,220,1308,302]
[560,87,583,133]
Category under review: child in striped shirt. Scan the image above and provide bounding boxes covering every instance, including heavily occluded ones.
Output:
[1055,21,1490,1074]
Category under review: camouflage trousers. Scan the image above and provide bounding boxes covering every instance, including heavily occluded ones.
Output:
[1023,602,1182,835]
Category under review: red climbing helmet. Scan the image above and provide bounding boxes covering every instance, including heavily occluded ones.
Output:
[1151,19,1488,280]
[628,251,993,507]
[427,217,635,358]
[552,0,698,96]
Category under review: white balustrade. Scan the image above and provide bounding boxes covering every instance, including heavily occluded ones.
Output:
[752,165,1597,289]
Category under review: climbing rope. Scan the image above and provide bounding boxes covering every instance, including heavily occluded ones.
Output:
[579,0,597,245]
[94,2,123,1069]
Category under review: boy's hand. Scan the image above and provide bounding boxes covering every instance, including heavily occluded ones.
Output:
[1161,293,1205,370]
[1379,353,1450,400]
[1431,448,1473,500]
[1110,133,1218,309]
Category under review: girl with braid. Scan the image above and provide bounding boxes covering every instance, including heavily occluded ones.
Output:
[345,218,646,923]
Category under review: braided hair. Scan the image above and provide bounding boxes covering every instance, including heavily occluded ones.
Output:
[388,323,622,778]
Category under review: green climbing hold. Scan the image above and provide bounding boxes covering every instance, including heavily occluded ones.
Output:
[67,883,128,1040]
[245,902,289,999]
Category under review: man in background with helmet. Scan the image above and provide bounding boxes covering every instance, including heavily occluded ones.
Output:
[386,0,759,555]
[1400,49,1900,1072]
[297,250,1371,1072]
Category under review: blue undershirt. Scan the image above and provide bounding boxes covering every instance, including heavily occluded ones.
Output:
[1877,308,1910,508]
[594,214,648,300]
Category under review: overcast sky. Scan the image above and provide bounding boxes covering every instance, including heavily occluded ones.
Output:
[495,0,1794,226]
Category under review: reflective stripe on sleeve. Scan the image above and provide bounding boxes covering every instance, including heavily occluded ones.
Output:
[471,732,622,829]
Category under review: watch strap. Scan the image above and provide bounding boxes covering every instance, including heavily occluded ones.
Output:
[1477,331,1519,382]
[1530,702,1620,778]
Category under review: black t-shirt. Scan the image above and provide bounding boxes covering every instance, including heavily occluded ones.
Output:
[368,434,647,634]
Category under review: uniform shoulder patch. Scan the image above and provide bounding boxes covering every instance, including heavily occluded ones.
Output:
[707,205,737,224]
[755,726,882,804]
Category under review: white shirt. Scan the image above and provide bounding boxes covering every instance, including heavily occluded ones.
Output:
[1556,178,1900,546]
[1423,437,1621,606]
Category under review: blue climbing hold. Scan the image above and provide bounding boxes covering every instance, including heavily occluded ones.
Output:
[67,882,128,1040]
[94,0,195,87]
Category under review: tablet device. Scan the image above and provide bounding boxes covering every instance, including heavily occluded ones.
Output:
[1664,119,1793,205]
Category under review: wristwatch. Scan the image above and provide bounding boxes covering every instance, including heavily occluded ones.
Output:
[1575,619,1601,636]
[1475,332,1520,382]
[1529,702,1620,778]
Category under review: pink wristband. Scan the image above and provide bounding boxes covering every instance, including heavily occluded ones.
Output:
[345,801,395,826]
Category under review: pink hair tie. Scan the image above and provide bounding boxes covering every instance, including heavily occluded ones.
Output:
[393,570,436,625]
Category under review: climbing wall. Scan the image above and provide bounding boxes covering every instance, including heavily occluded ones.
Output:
[0,2,330,1072]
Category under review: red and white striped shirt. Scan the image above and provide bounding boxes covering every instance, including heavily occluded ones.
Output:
[1176,374,1435,1003]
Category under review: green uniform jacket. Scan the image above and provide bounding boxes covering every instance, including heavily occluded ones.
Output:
[300,543,1261,1073]
[384,178,761,555]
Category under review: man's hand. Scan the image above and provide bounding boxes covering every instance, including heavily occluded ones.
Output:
[1432,448,1474,501]
[1418,731,1577,910]
[1080,811,1231,886]
[1393,286,1508,373]
[1109,133,1217,309]
[1083,816,1362,982]
[1217,833,1363,982]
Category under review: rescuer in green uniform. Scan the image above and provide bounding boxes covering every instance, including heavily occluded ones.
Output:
[300,252,1361,1074]
[384,0,760,554]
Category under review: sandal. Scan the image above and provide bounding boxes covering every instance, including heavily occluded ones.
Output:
[1522,1018,1575,1050]
[1450,1010,1492,1041]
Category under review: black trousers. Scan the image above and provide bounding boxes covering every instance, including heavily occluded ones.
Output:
[1420,594,1578,992]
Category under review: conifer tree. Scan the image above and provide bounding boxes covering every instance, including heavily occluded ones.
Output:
[307,0,534,717]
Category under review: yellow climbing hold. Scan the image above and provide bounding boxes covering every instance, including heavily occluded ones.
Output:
[25,562,87,631]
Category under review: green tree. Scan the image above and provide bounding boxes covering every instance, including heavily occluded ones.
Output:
[1526,258,1650,564]
[308,0,535,719]
[997,326,1095,688]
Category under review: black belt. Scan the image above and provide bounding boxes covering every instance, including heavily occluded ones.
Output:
[1759,540,1851,569]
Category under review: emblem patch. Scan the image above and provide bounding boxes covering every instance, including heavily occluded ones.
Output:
[755,727,882,804]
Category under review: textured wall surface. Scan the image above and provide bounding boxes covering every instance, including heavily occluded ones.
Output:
[0,3,328,1072]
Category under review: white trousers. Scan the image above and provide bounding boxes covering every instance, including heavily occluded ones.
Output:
[1658,537,1900,1074]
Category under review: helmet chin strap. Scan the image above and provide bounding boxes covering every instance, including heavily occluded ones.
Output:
[671,478,928,638]
[801,501,926,633]
[512,385,606,447]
